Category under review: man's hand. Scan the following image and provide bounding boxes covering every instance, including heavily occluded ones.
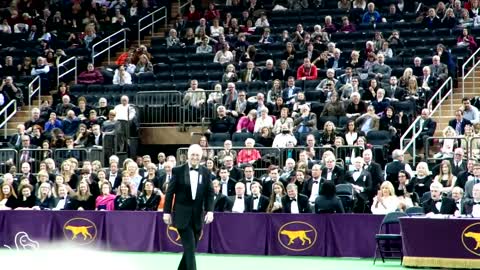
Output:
[204,211,214,224]
[163,213,172,225]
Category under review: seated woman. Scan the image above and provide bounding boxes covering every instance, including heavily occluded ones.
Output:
[32,182,56,210]
[6,184,36,210]
[433,159,457,194]
[407,162,432,199]
[321,121,337,146]
[221,64,238,83]
[95,181,116,210]
[396,170,416,211]
[0,183,16,210]
[77,63,104,84]
[114,182,137,210]
[66,179,96,210]
[254,107,274,133]
[236,109,257,133]
[112,65,132,85]
[136,180,161,211]
[433,126,458,159]
[371,181,400,214]
[134,54,154,76]
[266,182,286,213]
[198,136,215,164]
[314,181,345,213]
[267,79,283,106]
[237,138,262,166]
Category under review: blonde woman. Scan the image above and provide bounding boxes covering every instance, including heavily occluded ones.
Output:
[433,126,457,159]
[33,182,55,210]
[399,68,414,88]
[321,121,337,146]
[67,179,95,210]
[461,124,476,154]
[61,160,79,191]
[126,161,142,194]
[221,64,237,82]
[408,162,432,198]
[371,181,400,214]
[254,107,274,133]
[405,77,419,102]
[433,160,457,193]
[207,84,223,105]
[134,54,153,75]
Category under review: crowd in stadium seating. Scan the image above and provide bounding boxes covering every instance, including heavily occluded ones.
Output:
[3,0,480,216]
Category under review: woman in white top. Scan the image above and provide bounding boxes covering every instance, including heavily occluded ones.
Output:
[434,126,457,159]
[0,183,16,210]
[207,84,223,105]
[433,159,457,194]
[371,181,400,214]
[113,65,132,85]
[210,19,224,37]
[254,107,274,133]
[213,43,234,64]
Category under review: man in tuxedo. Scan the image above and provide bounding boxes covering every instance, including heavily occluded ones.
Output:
[345,157,373,210]
[415,108,437,147]
[158,161,174,192]
[240,164,260,195]
[157,152,166,170]
[262,166,288,198]
[282,183,311,213]
[452,187,468,215]
[217,166,237,196]
[362,149,383,192]
[282,76,301,105]
[274,60,294,82]
[212,180,227,212]
[86,124,103,148]
[20,162,37,187]
[451,148,467,176]
[321,155,345,185]
[108,161,123,190]
[422,181,457,215]
[303,43,321,63]
[384,149,414,189]
[462,184,480,216]
[456,159,475,190]
[8,124,26,150]
[226,182,250,213]
[163,144,214,270]
[240,61,260,83]
[246,181,269,212]
[464,163,480,199]
[302,164,322,204]
[223,155,243,182]
[448,109,472,135]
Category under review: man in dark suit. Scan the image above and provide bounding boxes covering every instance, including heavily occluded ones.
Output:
[212,180,228,212]
[451,148,467,176]
[240,61,260,82]
[456,159,475,190]
[415,108,437,147]
[8,124,26,150]
[383,76,405,101]
[326,48,346,70]
[282,76,301,105]
[449,109,472,135]
[19,162,37,187]
[217,166,237,196]
[429,55,449,82]
[108,161,123,191]
[282,183,311,213]
[452,186,469,215]
[303,43,320,63]
[262,166,287,198]
[345,157,373,210]
[335,67,354,89]
[240,164,260,196]
[223,155,243,182]
[259,59,276,82]
[422,182,457,215]
[274,60,294,82]
[86,124,103,148]
[418,66,437,92]
[301,164,322,204]
[227,90,248,118]
[362,149,384,193]
[225,182,251,212]
[462,183,480,216]
[245,181,269,212]
[321,155,345,185]
[163,144,214,270]
[157,161,174,192]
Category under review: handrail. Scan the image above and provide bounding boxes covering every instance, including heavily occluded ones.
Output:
[462,47,480,98]
[0,100,17,139]
[178,0,193,17]
[57,56,78,86]
[28,76,41,106]
[138,7,168,47]
[92,29,127,66]
[400,77,454,167]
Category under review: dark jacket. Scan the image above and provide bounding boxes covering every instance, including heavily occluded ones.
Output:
[282,194,311,213]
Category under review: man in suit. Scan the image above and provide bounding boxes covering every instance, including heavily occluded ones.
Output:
[212,180,228,212]
[362,149,383,193]
[326,48,346,70]
[86,124,103,148]
[108,161,123,190]
[223,155,243,182]
[345,157,373,209]
[8,124,26,150]
[321,155,345,185]
[240,164,260,195]
[163,144,214,270]
[418,66,437,92]
[423,181,457,215]
[367,53,391,83]
[429,55,448,82]
[449,109,472,135]
[464,163,480,199]
[282,76,301,105]
[415,108,437,148]
[383,76,405,101]
[304,43,321,63]
[274,60,294,82]
[462,183,480,216]
[262,166,288,198]
[18,135,36,165]
[158,161,174,192]
[452,186,469,215]
[302,164,322,204]
[20,162,37,187]
[384,149,414,190]
[240,61,260,83]
[225,182,250,212]
[336,67,354,89]
[451,147,467,176]
[282,183,311,213]
[245,181,269,212]
[456,159,475,190]
[217,166,237,196]
[260,59,276,82]
[227,90,248,118]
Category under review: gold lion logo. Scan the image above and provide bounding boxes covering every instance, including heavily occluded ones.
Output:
[65,226,93,240]
[63,218,97,245]
[277,221,317,252]
[280,229,313,246]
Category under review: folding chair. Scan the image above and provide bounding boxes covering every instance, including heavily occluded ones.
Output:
[373,212,407,265]
[405,206,425,216]
[336,184,355,213]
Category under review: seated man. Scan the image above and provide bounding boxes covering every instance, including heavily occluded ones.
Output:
[429,55,448,82]
[321,155,345,185]
[260,59,276,82]
[367,53,391,83]
[282,183,311,213]
[296,58,318,81]
[462,183,480,216]
[422,181,457,215]
[240,61,260,82]
[245,181,269,212]
[212,180,228,212]
[183,79,206,109]
[208,106,235,134]
[225,182,250,213]
[462,97,480,125]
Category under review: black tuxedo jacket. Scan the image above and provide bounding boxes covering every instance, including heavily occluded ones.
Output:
[240,177,261,194]
[262,179,288,198]
[227,167,244,182]
[301,178,321,199]
[422,197,457,215]
[281,194,311,213]
[448,118,472,135]
[86,133,103,147]
[320,166,345,185]
[364,161,383,191]
[450,160,467,177]
[345,170,373,198]
[245,194,269,212]
[303,49,320,62]
[240,69,260,82]
[213,193,228,212]
[274,68,295,82]
[461,199,480,215]
[8,133,24,149]
[225,195,251,212]
[219,178,237,196]
[416,118,436,137]
[164,164,214,230]
[157,173,173,192]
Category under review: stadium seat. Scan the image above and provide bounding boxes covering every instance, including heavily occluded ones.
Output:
[232,132,254,147]
[366,130,392,146]
[209,133,231,147]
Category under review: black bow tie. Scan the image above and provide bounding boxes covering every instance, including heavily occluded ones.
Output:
[354,170,360,172]
[313,180,319,184]
[190,167,199,171]
[253,196,259,200]
[474,202,480,205]
[434,199,442,203]
[290,198,296,201]
[237,196,243,199]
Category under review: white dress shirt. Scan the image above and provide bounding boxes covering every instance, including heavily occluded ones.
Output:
[114,104,136,121]
[290,196,299,214]
[232,196,245,213]
[253,195,260,210]
[309,178,321,203]
[189,167,199,200]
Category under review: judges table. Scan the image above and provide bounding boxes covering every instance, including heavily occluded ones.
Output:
[0,211,385,257]
[400,216,480,269]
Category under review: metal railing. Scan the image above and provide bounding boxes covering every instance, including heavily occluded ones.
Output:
[469,137,480,159]
[28,76,41,106]
[462,47,480,98]
[0,100,17,139]
[0,149,17,174]
[178,0,194,17]
[19,149,53,173]
[424,136,467,163]
[136,91,183,126]
[138,7,167,47]
[400,77,454,166]
[92,29,127,66]
[57,56,78,86]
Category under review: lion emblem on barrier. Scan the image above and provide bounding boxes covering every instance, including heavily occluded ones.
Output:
[65,226,93,240]
[166,226,204,246]
[168,226,181,241]
[277,221,317,252]
[280,230,313,246]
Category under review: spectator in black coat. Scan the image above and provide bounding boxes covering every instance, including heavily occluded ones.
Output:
[314,181,345,213]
